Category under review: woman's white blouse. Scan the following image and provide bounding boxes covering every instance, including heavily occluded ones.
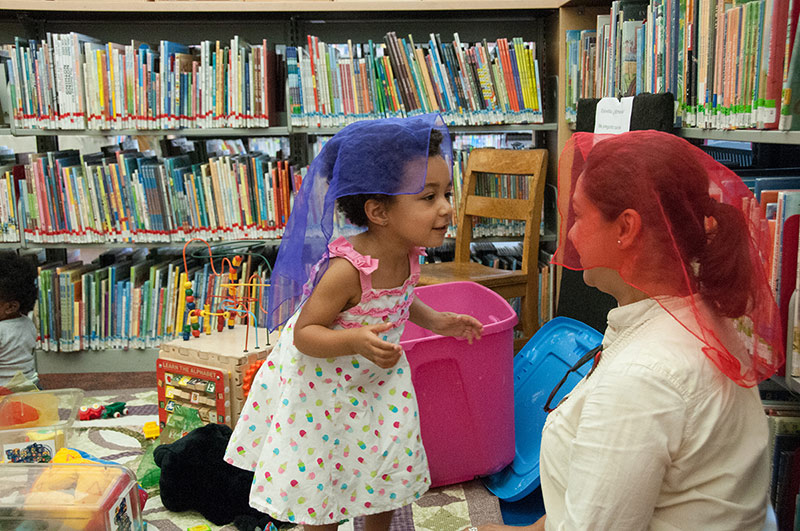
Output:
[540,298,769,531]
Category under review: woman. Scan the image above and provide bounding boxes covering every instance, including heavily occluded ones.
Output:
[478,131,783,530]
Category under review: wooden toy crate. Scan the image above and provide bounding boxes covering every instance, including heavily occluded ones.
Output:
[157,325,279,429]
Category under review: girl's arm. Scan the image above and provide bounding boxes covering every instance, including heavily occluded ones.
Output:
[409,297,483,344]
[294,258,402,368]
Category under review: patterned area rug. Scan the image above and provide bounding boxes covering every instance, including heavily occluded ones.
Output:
[69,388,502,530]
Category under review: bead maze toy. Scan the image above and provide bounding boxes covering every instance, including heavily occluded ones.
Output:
[157,239,279,431]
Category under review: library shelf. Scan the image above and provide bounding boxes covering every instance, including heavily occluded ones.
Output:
[679,128,800,146]
[0,0,570,13]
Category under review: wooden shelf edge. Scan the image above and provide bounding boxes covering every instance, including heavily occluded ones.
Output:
[7,127,290,137]
[295,123,558,135]
[0,0,570,13]
[678,127,800,145]
[0,239,281,249]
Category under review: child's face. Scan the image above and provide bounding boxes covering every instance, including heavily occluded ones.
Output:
[385,156,453,248]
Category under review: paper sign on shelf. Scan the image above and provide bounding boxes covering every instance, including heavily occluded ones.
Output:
[594,96,634,134]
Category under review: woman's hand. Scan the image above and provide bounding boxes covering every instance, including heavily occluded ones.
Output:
[348,323,403,368]
[431,312,484,344]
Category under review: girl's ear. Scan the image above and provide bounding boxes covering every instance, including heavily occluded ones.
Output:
[364,198,389,227]
[616,208,642,249]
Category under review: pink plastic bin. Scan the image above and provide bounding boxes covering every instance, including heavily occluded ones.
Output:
[400,281,518,487]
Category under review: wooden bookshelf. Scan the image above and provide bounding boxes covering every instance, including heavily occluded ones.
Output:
[556,4,613,154]
[0,0,571,12]
[679,128,800,146]
[0,240,282,249]
[0,2,569,373]
[7,127,291,137]
[295,123,559,135]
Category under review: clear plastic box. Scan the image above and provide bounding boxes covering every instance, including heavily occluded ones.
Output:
[0,462,143,530]
[0,388,83,463]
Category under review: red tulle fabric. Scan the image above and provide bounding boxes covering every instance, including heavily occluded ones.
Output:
[553,131,784,387]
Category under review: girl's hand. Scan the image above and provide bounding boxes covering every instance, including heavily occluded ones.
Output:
[349,323,403,368]
[431,312,484,344]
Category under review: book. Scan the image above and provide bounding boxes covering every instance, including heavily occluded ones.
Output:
[772,432,800,505]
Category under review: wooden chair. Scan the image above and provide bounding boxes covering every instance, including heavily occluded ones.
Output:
[419,147,548,352]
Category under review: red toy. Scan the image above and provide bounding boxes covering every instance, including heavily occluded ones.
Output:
[78,403,104,420]
[0,400,40,426]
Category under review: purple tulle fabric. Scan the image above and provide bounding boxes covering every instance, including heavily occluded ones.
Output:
[267,113,452,330]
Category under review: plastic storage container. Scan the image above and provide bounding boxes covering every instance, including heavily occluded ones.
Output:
[400,281,518,487]
[0,388,83,463]
[485,316,603,501]
[0,462,144,530]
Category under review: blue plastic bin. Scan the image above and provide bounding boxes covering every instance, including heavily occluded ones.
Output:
[484,316,603,502]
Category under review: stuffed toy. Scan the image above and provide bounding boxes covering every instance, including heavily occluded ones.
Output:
[154,423,277,529]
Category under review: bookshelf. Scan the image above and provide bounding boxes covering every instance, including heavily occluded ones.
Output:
[3,0,569,11]
[0,2,565,376]
[552,1,800,403]
[678,128,800,146]
[6,127,291,137]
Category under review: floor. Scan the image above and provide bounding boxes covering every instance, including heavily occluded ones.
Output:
[39,371,157,390]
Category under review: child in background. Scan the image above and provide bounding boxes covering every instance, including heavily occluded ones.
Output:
[224,114,483,531]
[0,251,39,389]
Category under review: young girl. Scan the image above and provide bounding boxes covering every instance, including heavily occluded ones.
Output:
[224,114,483,530]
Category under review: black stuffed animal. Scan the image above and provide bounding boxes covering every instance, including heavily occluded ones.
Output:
[154,423,276,530]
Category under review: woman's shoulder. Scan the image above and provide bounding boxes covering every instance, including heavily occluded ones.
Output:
[615,312,731,397]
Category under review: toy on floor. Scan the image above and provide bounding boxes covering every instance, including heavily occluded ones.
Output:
[77,402,128,420]
[178,239,274,352]
[154,422,278,528]
[101,402,128,419]
[142,421,160,440]
[157,240,282,432]
[157,327,278,431]
[78,404,103,420]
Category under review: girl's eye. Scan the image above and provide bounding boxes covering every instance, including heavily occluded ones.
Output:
[423,194,435,201]
[444,192,453,201]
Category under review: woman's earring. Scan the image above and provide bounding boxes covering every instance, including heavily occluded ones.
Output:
[617,240,621,244]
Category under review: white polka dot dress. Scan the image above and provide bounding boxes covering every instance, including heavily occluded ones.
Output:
[224,237,430,526]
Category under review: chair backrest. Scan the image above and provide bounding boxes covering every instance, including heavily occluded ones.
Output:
[454,148,548,275]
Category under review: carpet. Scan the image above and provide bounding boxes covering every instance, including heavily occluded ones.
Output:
[68,388,503,530]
